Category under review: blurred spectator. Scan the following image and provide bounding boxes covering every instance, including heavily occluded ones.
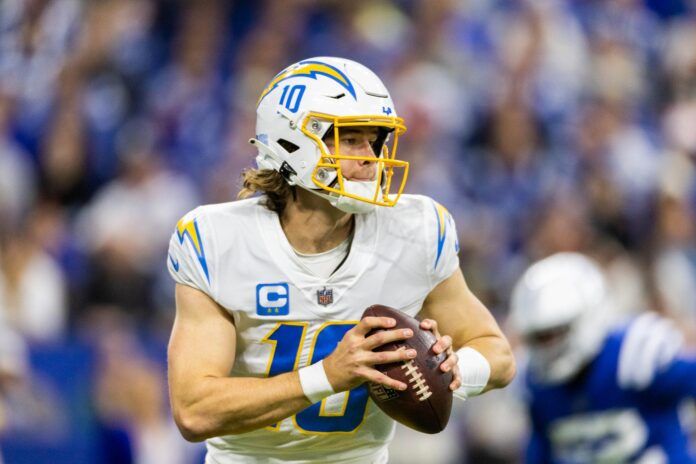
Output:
[652,188,696,339]
[0,0,83,155]
[457,99,555,309]
[92,313,199,464]
[0,92,35,228]
[148,0,228,187]
[73,0,159,186]
[0,214,67,343]
[569,99,661,251]
[0,313,28,404]
[389,57,471,208]
[0,313,27,464]
[493,1,588,122]
[40,103,91,207]
[75,123,197,323]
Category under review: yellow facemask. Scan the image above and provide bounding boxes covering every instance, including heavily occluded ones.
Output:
[300,112,409,207]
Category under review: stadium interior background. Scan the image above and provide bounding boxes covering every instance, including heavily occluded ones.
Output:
[1,0,695,462]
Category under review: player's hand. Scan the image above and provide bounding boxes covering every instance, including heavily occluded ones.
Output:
[420,319,461,392]
[323,316,415,392]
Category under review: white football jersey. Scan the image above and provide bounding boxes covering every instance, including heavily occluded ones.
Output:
[167,194,460,464]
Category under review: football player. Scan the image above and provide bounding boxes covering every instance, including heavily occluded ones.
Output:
[510,252,696,463]
[166,57,515,463]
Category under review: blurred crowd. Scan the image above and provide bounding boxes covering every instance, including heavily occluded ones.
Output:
[0,0,695,462]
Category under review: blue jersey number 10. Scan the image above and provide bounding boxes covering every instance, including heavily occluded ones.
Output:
[262,322,369,433]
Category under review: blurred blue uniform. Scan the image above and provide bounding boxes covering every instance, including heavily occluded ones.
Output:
[525,313,696,463]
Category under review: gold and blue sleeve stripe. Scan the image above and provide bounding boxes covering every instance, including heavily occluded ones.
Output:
[176,217,210,283]
[432,201,449,270]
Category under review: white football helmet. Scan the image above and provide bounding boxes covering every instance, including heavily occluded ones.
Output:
[510,253,612,384]
[250,57,409,214]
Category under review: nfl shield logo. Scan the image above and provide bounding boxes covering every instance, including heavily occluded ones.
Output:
[317,287,333,306]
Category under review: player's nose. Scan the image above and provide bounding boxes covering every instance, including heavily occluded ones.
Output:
[356,141,376,165]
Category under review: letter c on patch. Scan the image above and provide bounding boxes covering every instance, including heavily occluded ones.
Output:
[256,283,290,316]
[259,285,288,307]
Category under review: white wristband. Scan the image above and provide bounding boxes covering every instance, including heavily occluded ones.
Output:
[453,347,491,401]
[298,360,336,403]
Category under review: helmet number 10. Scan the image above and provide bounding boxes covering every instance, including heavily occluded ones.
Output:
[279,84,306,113]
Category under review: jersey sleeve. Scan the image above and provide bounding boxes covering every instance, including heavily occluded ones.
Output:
[167,207,215,297]
[616,312,695,397]
[424,199,460,287]
[646,354,696,399]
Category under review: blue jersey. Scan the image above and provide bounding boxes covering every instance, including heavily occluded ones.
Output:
[526,312,696,464]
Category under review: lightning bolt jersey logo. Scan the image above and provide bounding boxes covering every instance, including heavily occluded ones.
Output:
[257,60,357,105]
[433,202,450,270]
[176,217,210,283]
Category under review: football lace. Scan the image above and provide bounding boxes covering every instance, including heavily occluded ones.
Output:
[401,359,432,401]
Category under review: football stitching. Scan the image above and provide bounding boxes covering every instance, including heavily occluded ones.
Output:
[401,359,432,401]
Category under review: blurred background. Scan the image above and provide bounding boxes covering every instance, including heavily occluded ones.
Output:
[1,0,695,462]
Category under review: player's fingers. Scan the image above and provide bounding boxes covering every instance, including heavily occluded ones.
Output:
[440,351,458,372]
[432,335,453,355]
[419,318,438,333]
[354,317,396,336]
[359,367,408,391]
[449,377,462,391]
[449,364,462,391]
[365,347,417,365]
[363,327,413,350]
[420,318,443,342]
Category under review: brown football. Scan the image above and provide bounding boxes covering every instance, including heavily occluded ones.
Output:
[362,304,453,434]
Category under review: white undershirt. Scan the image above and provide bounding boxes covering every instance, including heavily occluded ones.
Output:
[292,237,351,279]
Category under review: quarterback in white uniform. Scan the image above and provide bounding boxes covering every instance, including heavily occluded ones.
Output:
[167,57,515,463]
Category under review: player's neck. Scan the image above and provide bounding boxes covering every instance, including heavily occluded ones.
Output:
[280,189,354,254]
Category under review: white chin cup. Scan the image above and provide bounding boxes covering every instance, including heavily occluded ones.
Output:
[328,179,380,214]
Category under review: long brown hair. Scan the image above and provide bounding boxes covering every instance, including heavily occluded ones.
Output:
[238,169,293,214]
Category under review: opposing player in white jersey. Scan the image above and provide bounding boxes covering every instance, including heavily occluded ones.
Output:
[166,57,516,463]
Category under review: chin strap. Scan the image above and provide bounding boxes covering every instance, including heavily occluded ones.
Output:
[328,182,379,214]
[309,180,379,214]
[300,185,371,214]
